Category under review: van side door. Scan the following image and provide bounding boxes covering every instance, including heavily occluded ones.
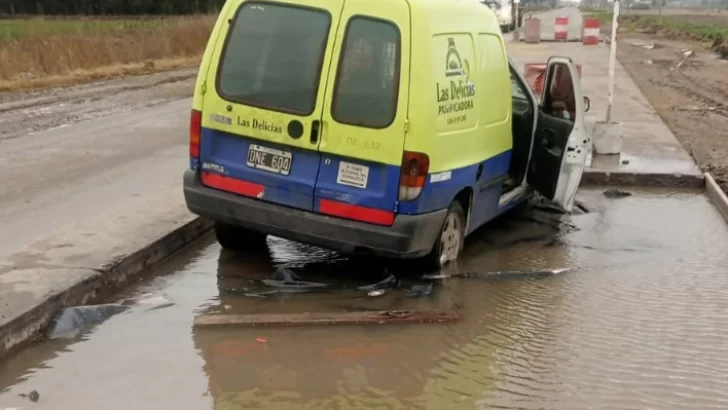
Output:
[527,56,589,212]
[312,0,411,226]
[198,0,345,212]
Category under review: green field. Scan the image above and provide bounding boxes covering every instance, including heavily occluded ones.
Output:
[583,9,728,42]
[0,18,166,42]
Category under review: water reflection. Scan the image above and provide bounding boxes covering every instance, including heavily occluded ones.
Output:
[193,203,574,409]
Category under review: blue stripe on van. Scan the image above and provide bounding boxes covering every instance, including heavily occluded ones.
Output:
[313,150,512,220]
[314,157,400,212]
[199,127,320,211]
[198,125,514,232]
[398,150,511,213]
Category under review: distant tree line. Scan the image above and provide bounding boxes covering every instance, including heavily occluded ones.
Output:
[0,0,225,15]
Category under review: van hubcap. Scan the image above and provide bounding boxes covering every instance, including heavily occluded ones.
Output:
[439,213,462,266]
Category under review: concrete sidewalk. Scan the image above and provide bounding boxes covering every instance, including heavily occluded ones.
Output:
[506,40,703,187]
[0,98,211,357]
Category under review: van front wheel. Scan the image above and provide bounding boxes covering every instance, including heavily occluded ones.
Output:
[418,202,466,270]
[214,222,268,252]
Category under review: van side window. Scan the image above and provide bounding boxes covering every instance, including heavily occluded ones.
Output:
[332,18,400,129]
[216,3,331,115]
[510,69,530,101]
[543,64,576,122]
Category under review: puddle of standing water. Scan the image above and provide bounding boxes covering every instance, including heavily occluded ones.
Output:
[1,188,728,410]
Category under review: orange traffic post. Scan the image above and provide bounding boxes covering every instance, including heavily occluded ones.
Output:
[554,17,568,41]
[583,18,600,45]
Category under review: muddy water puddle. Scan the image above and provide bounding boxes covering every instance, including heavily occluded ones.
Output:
[2,188,728,410]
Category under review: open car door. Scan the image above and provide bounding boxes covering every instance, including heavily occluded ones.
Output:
[527,56,589,212]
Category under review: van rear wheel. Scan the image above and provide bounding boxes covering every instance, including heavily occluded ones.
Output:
[418,202,466,271]
[214,222,268,252]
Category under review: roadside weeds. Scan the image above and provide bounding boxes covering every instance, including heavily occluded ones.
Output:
[586,10,728,58]
[0,57,200,93]
[0,15,213,92]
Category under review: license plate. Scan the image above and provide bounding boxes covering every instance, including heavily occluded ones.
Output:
[246,144,292,175]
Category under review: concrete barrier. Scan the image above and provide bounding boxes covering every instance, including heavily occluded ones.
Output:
[583,18,600,45]
[523,17,541,43]
[518,7,584,42]
[555,17,569,41]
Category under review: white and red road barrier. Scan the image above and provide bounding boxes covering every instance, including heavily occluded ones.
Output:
[523,63,583,97]
[582,18,600,45]
[554,16,568,41]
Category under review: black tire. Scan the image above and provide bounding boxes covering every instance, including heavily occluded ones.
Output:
[214,222,268,252]
[416,201,467,272]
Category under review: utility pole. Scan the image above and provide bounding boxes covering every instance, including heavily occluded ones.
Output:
[658,0,664,24]
[593,0,624,156]
[606,0,620,123]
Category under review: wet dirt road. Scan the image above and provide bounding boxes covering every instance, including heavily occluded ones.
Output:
[598,17,728,192]
[2,188,728,410]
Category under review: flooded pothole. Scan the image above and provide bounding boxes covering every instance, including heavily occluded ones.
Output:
[1,188,728,410]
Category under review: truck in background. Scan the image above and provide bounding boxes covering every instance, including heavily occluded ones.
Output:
[480,0,523,32]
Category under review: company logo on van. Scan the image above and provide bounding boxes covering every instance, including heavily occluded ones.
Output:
[436,37,476,125]
[202,162,225,173]
[237,116,283,134]
[445,38,468,78]
[210,113,232,125]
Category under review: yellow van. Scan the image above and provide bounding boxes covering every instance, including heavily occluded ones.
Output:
[183,0,590,269]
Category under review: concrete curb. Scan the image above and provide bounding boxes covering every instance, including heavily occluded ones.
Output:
[705,172,728,222]
[0,217,213,359]
[581,170,705,189]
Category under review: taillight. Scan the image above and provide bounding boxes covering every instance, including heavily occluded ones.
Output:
[190,109,202,159]
[398,151,429,201]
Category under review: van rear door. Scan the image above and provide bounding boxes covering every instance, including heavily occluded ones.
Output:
[313,0,410,226]
[528,57,589,212]
[198,0,343,211]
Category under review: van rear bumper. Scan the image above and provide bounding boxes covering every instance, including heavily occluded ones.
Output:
[183,170,446,259]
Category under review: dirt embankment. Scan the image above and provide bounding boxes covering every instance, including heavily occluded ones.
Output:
[601,13,728,193]
[620,13,728,58]
[0,69,196,141]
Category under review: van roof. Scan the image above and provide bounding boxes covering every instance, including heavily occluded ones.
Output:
[221,0,500,34]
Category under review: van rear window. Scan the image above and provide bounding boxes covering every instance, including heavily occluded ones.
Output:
[217,3,330,115]
[332,18,400,129]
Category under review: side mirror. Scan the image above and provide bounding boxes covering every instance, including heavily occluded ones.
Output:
[584,96,591,113]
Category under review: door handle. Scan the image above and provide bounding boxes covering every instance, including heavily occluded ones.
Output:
[310,120,321,144]
[476,164,483,180]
